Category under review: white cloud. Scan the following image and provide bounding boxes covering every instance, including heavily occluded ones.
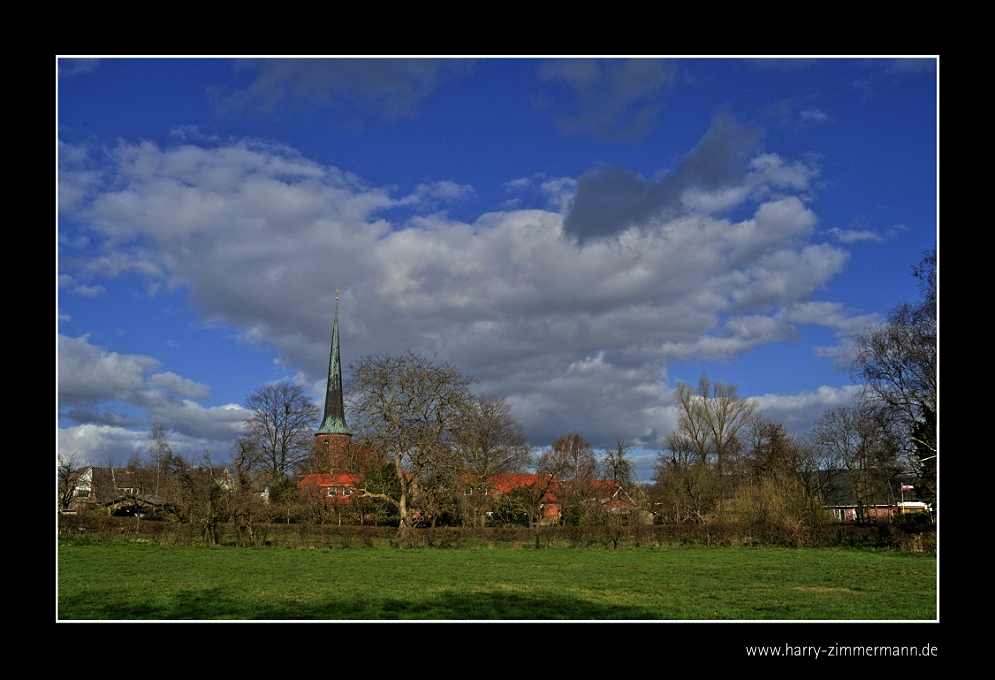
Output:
[784,301,881,369]
[416,180,474,201]
[74,284,106,297]
[150,372,211,400]
[394,180,476,210]
[58,334,159,405]
[58,419,245,467]
[754,384,863,432]
[785,301,880,336]
[59,273,107,297]
[58,333,248,443]
[59,134,866,449]
[58,423,149,466]
[800,108,829,124]
[827,227,885,243]
[540,177,577,211]
[503,174,577,212]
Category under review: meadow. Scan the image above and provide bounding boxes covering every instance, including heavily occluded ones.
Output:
[57,541,936,620]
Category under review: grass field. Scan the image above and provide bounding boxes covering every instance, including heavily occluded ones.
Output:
[57,542,936,620]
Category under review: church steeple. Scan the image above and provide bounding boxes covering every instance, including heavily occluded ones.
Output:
[317,295,351,437]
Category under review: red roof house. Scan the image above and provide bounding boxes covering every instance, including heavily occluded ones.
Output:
[298,473,362,504]
[486,473,561,524]
[586,480,638,512]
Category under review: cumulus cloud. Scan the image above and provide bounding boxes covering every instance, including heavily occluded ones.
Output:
[59,130,862,450]
[58,333,247,445]
[58,139,108,213]
[150,372,211,400]
[754,384,863,432]
[58,420,245,468]
[785,301,881,369]
[493,352,677,449]
[504,174,577,212]
[785,302,880,335]
[58,334,160,405]
[395,180,476,210]
[70,284,106,297]
[58,423,150,466]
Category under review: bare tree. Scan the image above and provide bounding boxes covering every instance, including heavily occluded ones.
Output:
[603,436,634,489]
[653,432,717,523]
[352,457,402,526]
[666,376,757,520]
[852,245,937,511]
[813,403,901,521]
[499,451,564,547]
[549,432,599,525]
[57,454,86,511]
[164,450,233,545]
[346,352,474,532]
[230,438,262,546]
[550,432,598,482]
[148,422,173,495]
[735,416,827,530]
[744,416,798,483]
[242,382,320,482]
[455,394,532,478]
[674,376,757,478]
[453,393,532,525]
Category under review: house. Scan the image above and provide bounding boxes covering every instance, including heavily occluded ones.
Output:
[59,464,232,516]
[60,465,144,511]
[487,473,638,524]
[58,465,92,512]
[297,473,362,504]
[486,473,561,524]
[483,474,640,525]
[825,504,898,522]
[586,480,638,513]
[818,470,931,521]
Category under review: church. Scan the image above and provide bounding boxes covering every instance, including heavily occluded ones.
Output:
[314,296,352,462]
[298,297,373,504]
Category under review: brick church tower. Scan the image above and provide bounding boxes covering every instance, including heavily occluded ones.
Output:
[315,296,352,467]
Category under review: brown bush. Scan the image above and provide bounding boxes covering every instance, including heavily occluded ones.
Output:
[57,514,934,551]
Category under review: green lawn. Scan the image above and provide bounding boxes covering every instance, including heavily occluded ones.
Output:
[57,542,936,620]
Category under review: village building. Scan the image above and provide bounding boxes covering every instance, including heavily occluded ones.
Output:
[299,298,376,500]
[295,299,641,525]
[314,298,352,466]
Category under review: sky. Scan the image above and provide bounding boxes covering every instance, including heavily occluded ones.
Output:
[57,57,938,481]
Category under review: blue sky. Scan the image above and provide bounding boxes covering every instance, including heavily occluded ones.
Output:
[57,57,937,480]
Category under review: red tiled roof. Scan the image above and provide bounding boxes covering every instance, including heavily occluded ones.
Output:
[487,473,559,496]
[298,473,361,489]
[298,473,362,504]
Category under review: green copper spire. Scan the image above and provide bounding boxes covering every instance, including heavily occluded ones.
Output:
[317,297,351,436]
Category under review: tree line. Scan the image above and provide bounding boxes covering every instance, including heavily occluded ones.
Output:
[60,246,935,538]
[651,245,936,526]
